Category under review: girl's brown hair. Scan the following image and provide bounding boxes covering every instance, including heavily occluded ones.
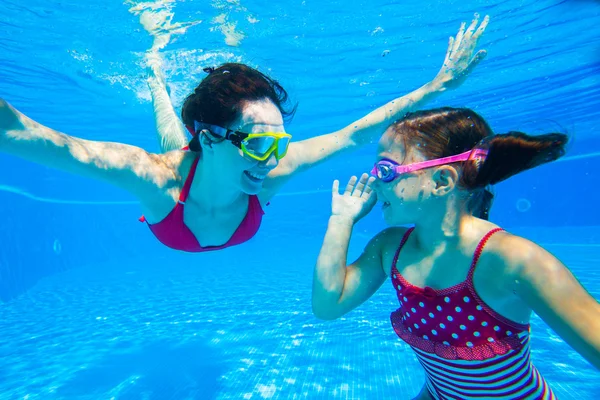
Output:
[391,107,568,219]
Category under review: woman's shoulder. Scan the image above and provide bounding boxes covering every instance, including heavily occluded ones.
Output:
[138,150,195,218]
[152,150,194,186]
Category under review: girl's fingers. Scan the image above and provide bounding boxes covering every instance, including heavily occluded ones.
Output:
[332,179,340,195]
[362,176,376,196]
[352,173,370,197]
[344,176,358,195]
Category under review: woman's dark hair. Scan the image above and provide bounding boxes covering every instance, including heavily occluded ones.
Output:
[181,63,296,152]
[390,107,568,219]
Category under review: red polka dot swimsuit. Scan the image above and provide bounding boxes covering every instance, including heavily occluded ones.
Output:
[390,227,556,399]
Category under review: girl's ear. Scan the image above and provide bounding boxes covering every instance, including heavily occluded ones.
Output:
[431,166,459,197]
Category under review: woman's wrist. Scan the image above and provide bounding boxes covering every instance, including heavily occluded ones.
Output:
[427,77,447,93]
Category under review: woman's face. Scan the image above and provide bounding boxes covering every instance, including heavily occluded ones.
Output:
[207,98,286,195]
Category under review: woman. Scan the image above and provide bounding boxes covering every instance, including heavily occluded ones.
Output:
[1,16,489,252]
[311,107,600,399]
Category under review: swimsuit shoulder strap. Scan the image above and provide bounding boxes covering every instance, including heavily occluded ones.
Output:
[391,227,415,274]
[466,227,504,280]
[178,156,200,203]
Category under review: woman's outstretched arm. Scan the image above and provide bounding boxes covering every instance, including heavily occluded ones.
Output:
[132,5,197,153]
[146,56,189,153]
[263,14,489,197]
[0,99,164,198]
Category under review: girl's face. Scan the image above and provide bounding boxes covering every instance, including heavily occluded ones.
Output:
[373,129,441,226]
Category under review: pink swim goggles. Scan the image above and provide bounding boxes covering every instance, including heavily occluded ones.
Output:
[371,148,489,183]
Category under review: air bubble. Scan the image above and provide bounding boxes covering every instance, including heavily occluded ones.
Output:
[516,198,531,213]
[53,239,62,255]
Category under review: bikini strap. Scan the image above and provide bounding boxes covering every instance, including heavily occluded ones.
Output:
[178,157,200,203]
[138,151,197,223]
[466,227,504,280]
[391,227,415,275]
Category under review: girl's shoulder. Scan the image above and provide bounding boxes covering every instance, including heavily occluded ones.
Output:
[478,228,547,274]
[470,221,555,295]
[372,226,414,275]
[376,226,414,247]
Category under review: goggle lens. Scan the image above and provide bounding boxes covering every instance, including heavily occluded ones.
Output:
[242,134,291,160]
[373,162,397,182]
[275,135,291,158]
[243,136,275,158]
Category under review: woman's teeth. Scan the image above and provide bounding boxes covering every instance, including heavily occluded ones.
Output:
[246,171,266,180]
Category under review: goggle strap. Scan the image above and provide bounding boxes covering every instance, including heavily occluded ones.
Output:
[372,148,489,178]
[399,148,489,174]
[194,121,250,149]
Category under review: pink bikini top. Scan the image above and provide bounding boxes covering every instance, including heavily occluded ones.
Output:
[139,156,265,252]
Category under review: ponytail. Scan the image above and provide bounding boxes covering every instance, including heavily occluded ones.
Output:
[466,186,495,220]
[462,131,568,189]
[390,108,569,220]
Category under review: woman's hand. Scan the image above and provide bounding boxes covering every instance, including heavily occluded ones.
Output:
[331,173,378,224]
[434,13,490,91]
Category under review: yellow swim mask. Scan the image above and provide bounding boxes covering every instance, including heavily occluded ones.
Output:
[194,122,292,161]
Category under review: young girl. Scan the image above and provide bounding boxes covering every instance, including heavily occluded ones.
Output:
[312,107,600,399]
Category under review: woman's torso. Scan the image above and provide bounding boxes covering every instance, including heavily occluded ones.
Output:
[139,150,268,248]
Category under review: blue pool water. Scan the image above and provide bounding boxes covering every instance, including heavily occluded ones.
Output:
[1,0,599,398]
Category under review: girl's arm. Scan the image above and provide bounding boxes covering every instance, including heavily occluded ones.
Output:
[312,174,389,320]
[0,99,164,198]
[312,216,390,320]
[265,14,489,196]
[505,236,600,369]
